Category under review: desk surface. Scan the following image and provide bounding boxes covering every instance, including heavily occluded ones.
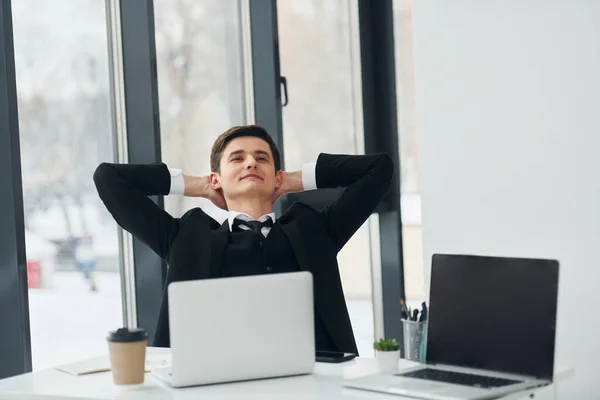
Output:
[0,348,573,400]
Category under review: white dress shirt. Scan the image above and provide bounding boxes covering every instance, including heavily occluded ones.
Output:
[167,162,317,238]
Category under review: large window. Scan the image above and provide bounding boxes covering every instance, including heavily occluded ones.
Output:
[3,0,411,372]
[12,0,122,370]
[393,0,424,301]
[154,0,248,220]
[277,0,376,356]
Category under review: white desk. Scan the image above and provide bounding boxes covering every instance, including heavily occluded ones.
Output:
[0,348,573,400]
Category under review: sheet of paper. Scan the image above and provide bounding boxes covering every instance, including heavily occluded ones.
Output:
[53,352,172,376]
[53,355,110,376]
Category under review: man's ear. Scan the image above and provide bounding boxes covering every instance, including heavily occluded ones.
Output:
[275,170,283,189]
[209,172,221,190]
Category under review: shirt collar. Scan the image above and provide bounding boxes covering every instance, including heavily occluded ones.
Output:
[227,211,276,232]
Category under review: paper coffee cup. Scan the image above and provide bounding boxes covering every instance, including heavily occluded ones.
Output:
[107,328,148,386]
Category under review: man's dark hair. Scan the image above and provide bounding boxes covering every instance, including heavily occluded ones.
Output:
[210,125,281,173]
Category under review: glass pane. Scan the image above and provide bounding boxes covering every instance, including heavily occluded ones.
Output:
[154,0,247,219]
[278,0,376,357]
[12,0,123,370]
[393,0,425,302]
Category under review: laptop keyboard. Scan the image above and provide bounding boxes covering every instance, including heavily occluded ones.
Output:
[397,368,521,389]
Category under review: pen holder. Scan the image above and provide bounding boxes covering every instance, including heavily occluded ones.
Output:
[401,319,427,362]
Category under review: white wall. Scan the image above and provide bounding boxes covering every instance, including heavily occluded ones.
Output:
[412,1,600,397]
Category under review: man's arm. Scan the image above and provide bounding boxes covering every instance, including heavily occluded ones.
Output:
[93,162,179,259]
[314,153,393,252]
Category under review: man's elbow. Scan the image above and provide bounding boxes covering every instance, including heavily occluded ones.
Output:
[93,162,115,188]
[378,153,394,182]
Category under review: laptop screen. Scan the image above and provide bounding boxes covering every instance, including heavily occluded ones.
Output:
[425,254,559,380]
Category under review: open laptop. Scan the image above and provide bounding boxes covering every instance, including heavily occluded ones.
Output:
[152,271,315,387]
[345,254,559,400]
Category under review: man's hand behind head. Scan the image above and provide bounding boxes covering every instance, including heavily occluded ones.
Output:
[207,186,228,210]
[271,171,303,205]
[183,174,228,210]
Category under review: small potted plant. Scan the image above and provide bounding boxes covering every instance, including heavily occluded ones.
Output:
[373,338,400,373]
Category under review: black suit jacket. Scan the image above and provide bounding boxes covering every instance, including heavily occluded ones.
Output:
[93,153,393,354]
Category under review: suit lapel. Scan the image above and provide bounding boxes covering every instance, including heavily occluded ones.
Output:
[209,220,230,278]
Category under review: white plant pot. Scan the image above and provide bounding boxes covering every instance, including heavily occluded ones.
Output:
[375,350,400,374]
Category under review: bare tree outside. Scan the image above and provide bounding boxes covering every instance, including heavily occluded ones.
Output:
[155,0,245,218]
[12,0,123,371]
[14,0,112,250]
[278,0,357,169]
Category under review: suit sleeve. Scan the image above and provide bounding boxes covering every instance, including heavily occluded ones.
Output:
[316,153,394,252]
[93,162,179,259]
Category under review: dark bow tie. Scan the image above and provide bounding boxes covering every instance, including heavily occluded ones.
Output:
[232,217,273,236]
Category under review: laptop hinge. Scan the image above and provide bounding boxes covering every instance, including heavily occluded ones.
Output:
[426,363,543,382]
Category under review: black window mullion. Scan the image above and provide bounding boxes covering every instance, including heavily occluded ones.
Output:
[116,0,165,343]
[0,0,33,379]
[358,0,406,344]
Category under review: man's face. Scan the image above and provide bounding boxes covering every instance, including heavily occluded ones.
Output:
[210,136,282,201]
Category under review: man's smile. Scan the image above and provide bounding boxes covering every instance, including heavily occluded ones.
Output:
[241,173,263,181]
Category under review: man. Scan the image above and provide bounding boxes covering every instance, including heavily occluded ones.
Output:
[93,125,393,354]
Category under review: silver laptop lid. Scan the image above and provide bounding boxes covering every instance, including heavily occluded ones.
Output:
[167,271,315,386]
[426,254,559,381]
